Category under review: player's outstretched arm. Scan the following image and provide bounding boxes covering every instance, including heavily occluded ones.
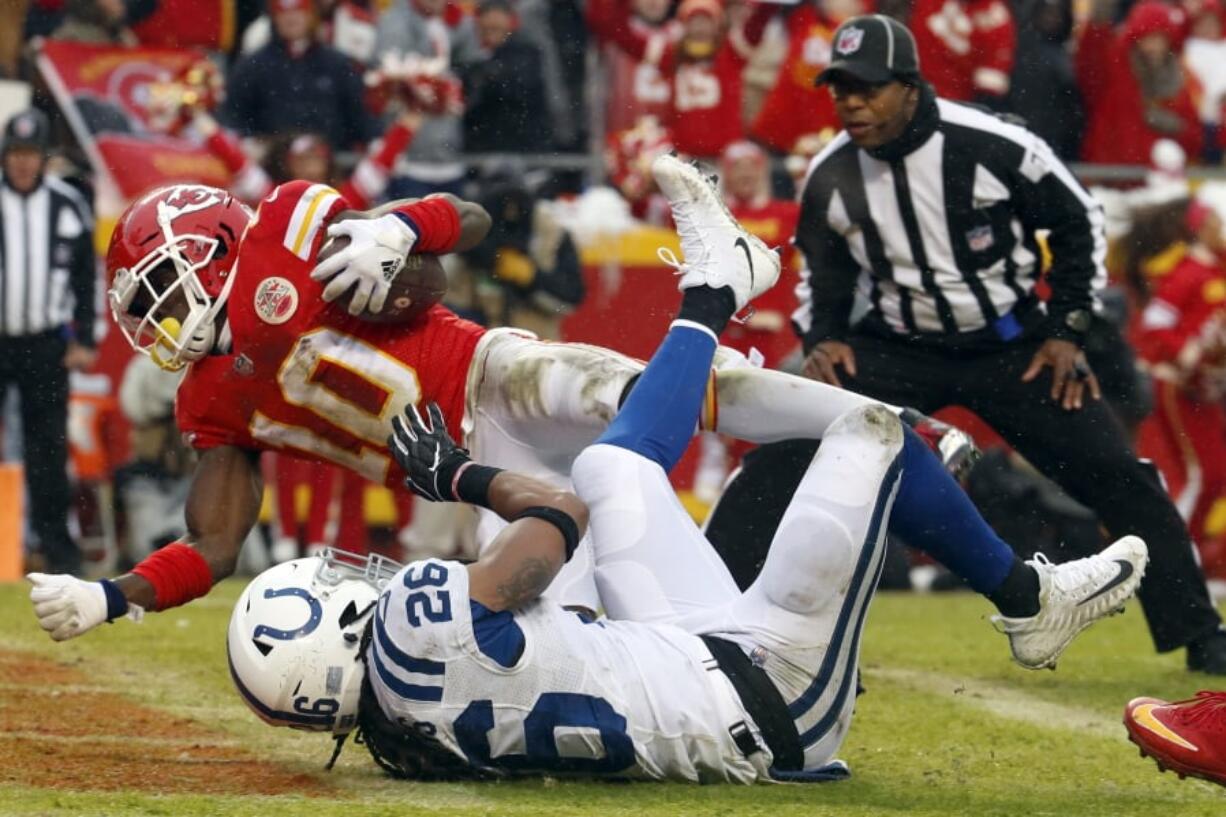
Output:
[28,445,262,641]
[387,401,588,611]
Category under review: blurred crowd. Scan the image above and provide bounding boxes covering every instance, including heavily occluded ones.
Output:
[5,0,1226,592]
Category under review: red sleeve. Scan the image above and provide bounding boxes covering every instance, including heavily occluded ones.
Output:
[205,128,273,205]
[586,0,652,60]
[736,2,777,52]
[250,181,353,264]
[341,118,416,210]
[1076,22,1116,114]
[970,0,1016,97]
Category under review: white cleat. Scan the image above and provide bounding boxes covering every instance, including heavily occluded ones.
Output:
[993,535,1148,670]
[651,153,780,311]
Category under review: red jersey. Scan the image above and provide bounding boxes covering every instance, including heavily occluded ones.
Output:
[909,0,1016,102]
[175,181,485,487]
[719,198,802,369]
[750,4,846,153]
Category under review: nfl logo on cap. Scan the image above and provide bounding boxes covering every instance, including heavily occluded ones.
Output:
[14,115,34,139]
[836,27,864,56]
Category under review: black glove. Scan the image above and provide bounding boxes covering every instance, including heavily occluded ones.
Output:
[389,402,472,502]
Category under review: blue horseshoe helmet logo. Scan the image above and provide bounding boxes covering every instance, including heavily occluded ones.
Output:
[253,587,324,641]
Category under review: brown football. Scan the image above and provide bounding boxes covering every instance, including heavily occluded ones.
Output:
[317,234,448,324]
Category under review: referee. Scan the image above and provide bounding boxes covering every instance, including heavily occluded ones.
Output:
[0,108,97,575]
[712,16,1225,674]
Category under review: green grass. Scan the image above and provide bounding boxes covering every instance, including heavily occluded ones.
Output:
[1,580,1223,816]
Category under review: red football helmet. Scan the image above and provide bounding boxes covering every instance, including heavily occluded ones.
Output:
[107,184,252,371]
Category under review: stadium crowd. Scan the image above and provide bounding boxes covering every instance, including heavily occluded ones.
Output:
[3,0,1226,611]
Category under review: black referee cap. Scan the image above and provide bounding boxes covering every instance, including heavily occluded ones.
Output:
[816,15,921,86]
[2,108,50,154]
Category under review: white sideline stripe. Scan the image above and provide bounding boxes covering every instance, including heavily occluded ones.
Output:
[0,729,239,748]
[871,667,1122,740]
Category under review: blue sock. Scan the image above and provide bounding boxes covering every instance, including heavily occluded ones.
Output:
[890,427,1015,594]
[596,320,716,472]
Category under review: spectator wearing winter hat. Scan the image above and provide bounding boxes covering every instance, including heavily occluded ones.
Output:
[1078,0,1205,165]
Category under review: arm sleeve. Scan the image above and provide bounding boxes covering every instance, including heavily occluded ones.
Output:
[792,179,861,351]
[342,118,416,209]
[1011,133,1106,345]
[70,204,97,347]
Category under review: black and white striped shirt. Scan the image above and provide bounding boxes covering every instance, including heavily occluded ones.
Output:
[0,176,96,343]
[792,91,1106,349]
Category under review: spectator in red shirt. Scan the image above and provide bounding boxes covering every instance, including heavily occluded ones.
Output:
[588,0,679,133]
[907,0,1016,106]
[750,0,869,154]
[1078,0,1205,164]
[1134,200,1226,578]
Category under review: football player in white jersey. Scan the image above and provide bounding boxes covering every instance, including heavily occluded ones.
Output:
[226,156,1148,782]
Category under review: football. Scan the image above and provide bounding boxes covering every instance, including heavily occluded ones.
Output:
[316,234,448,324]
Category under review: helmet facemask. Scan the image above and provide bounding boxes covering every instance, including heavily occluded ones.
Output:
[108,200,238,372]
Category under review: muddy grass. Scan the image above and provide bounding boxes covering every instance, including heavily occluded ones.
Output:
[0,650,335,797]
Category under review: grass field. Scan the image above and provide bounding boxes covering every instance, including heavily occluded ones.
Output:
[1,580,1223,817]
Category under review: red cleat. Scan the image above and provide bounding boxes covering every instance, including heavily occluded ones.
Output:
[1124,692,1226,787]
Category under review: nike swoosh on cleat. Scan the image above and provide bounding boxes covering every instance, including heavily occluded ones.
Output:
[734,236,754,290]
[1131,704,1200,751]
[1077,560,1134,606]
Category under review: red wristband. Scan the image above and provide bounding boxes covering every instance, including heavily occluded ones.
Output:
[130,543,214,611]
[392,196,461,254]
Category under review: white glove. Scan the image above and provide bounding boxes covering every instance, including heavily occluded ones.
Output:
[28,573,143,642]
[309,214,418,315]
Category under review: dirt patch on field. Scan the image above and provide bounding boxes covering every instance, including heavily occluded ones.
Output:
[0,650,335,797]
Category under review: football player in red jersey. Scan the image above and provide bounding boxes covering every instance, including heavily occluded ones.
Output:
[27,174,979,643]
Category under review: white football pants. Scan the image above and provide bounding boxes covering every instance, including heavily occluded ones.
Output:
[462,329,895,612]
[570,403,904,771]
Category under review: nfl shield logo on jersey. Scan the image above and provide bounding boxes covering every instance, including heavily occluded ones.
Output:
[966,226,995,252]
[254,276,299,324]
[836,26,864,56]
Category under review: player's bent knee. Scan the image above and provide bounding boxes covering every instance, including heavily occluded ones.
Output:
[825,404,903,453]
[759,507,856,615]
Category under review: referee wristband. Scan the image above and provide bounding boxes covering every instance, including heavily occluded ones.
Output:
[515,506,581,562]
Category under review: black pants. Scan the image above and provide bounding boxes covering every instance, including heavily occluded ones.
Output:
[0,332,78,573]
[707,328,1220,653]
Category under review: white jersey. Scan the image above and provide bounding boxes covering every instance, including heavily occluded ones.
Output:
[367,559,769,783]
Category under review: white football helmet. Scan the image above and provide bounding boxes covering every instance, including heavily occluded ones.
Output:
[227,548,402,736]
